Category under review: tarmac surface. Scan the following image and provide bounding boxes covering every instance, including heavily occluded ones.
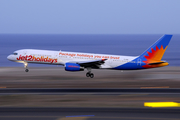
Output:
[0,88,180,108]
[0,67,180,88]
[0,67,180,119]
[0,108,180,120]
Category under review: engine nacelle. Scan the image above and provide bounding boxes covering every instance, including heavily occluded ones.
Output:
[65,63,84,71]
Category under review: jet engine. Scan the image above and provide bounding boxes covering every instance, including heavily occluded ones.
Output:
[65,63,84,71]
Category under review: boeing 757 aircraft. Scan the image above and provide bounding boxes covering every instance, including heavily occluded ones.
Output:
[7,35,172,78]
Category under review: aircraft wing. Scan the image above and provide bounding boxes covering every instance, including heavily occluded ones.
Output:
[76,59,107,68]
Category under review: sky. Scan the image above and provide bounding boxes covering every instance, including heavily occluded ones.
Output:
[0,0,180,34]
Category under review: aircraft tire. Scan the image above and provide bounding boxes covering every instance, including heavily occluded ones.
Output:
[25,69,29,72]
[86,73,90,77]
[90,73,94,78]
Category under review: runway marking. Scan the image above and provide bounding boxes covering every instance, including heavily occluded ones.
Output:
[57,115,94,120]
[94,116,179,120]
[66,115,94,117]
[58,117,89,120]
[144,102,180,107]
[141,86,169,88]
[118,94,149,96]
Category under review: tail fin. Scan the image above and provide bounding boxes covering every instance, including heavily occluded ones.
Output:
[139,34,172,63]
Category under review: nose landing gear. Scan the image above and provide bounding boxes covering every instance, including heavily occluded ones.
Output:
[24,62,29,72]
[25,69,29,72]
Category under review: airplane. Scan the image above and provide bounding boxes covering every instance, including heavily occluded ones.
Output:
[7,34,172,78]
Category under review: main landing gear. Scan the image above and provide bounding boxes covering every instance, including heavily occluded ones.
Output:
[86,72,94,78]
[24,62,29,72]
[86,68,94,78]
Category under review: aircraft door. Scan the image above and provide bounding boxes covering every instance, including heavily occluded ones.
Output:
[137,58,141,66]
[54,51,58,59]
[57,51,63,64]
[107,59,112,66]
[22,50,27,62]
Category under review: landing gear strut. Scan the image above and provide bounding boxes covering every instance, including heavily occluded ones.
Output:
[86,68,94,78]
[24,62,29,72]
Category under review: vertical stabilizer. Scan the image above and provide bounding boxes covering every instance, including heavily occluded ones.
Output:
[139,34,172,62]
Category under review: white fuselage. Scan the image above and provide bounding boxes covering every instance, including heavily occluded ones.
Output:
[7,49,137,69]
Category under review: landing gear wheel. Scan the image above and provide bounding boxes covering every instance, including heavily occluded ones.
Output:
[24,63,29,72]
[86,72,90,77]
[90,73,94,78]
[25,69,29,72]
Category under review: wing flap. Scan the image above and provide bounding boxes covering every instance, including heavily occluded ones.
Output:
[76,59,107,68]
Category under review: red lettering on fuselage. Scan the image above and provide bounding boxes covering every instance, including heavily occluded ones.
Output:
[16,55,57,63]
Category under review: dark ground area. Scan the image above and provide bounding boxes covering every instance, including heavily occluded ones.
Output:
[0,108,180,120]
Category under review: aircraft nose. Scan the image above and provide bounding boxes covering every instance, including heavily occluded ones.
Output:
[7,55,12,60]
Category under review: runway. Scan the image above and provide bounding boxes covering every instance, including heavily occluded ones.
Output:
[1,67,180,119]
[0,107,180,120]
[0,88,180,94]
[1,67,180,89]
[0,89,180,119]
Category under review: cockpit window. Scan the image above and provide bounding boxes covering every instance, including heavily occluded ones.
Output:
[13,53,18,55]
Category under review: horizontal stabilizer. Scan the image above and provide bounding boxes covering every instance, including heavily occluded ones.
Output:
[148,61,166,65]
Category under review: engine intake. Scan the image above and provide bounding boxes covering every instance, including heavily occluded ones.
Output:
[65,63,84,71]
